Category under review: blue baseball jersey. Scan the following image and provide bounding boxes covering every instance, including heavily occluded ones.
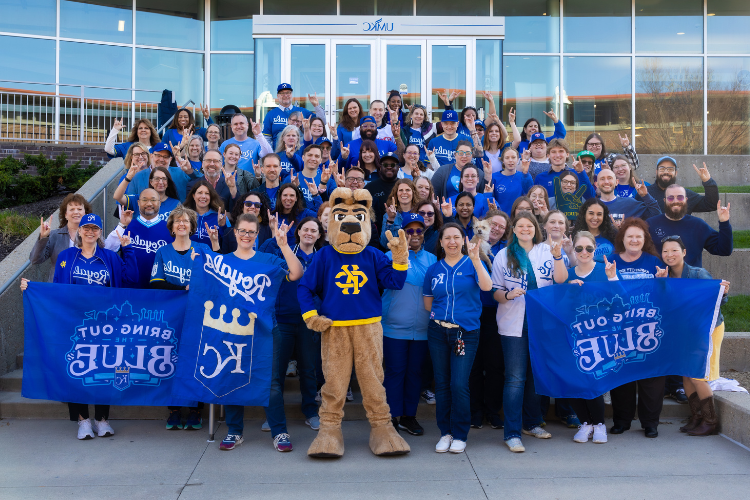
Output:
[262,106,313,149]
[423,255,483,331]
[124,216,174,288]
[150,242,211,287]
[192,210,230,248]
[428,133,472,166]
[122,195,179,223]
[69,255,112,287]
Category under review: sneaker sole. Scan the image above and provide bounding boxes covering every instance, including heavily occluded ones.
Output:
[220,439,243,451]
[98,432,114,437]
[573,438,590,443]
[507,446,525,453]
[184,424,202,430]
[522,432,551,439]
[593,439,607,444]
[398,424,424,436]
[449,448,465,454]
[305,422,320,431]
[435,448,450,453]
[275,445,293,452]
[166,425,183,430]
[78,434,95,440]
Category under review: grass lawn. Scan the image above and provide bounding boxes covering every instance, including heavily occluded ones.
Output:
[0,210,38,238]
[725,295,750,332]
[688,185,750,194]
[735,231,750,249]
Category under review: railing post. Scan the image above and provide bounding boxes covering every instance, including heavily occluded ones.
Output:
[79,86,85,145]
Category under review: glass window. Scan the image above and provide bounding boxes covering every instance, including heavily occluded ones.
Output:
[635,57,703,154]
[264,0,336,16]
[385,44,420,110]
[476,40,503,121]
[340,0,411,15]
[431,45,467,119]
[60,42,132,99]
[136,0,204,50]
[503,56,560,137]
[417,0,489,16]
[290,44,326,112]
[707,0,750,54]
[635,0,703,54]
[210,0,258,51]
[254,38,281,124]
[564,0,630,53]
[60,0,133,44]
[707,57,750,155]
[211,54,254,118]
[495,1,559,53]
[335,44,372,117]
[0,36,55,91]
[135,48,204,107]
[0,0,56,36]
[563,56,632,153]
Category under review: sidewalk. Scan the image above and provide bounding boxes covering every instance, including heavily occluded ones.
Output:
[1,418,749,499]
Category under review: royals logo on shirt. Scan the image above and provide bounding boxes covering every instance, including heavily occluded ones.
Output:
[570,293,663,379]
[72,265,110,285]
[66,301,179,391]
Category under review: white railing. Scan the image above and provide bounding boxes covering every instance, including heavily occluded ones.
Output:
[0,80,162,145]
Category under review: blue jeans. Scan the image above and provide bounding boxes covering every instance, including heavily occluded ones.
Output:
[500,329,543,441]
[383,336,428,418]
[225,324,287,437]
[428,321,479,442]
[278,319,319,419]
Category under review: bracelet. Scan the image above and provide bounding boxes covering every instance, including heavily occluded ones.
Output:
[504,291,511,300]
[124,177,133,182]
[118,222,127,229]
[553,255,563,261]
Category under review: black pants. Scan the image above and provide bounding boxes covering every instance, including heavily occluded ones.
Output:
[610,376,667,428]
[569,397,605,425]
[168,403,205,411]
[469,307,505,419]
[68,403,109,422]
[664,375,684,394]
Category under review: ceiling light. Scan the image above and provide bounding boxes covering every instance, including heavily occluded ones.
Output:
[677,32,685,35]
[118,20,125,32]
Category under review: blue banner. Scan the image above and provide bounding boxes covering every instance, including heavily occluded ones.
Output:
[170,250,285,406]
[22,282,193,406]
[526,278,723,399]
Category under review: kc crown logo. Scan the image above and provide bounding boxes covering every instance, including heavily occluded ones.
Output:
[570,293,663,379]
[66,302,178,391]
[195,300,258,397]
[335,265,368,294]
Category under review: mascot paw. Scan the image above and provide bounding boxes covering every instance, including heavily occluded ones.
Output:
[385,229,409,267]
[369,425,411,456]
[304,314,334,333]
[308,427,345,458]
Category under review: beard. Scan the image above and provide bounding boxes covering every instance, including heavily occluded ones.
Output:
[361,129,378,141]
[665,202,687,220]
[656,174,676,190]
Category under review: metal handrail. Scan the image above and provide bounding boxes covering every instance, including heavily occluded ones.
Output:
[156,99,197,135]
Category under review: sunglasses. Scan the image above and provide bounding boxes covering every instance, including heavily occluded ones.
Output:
[418,210,435,218]
[405,228,423,236]
[661,235,682,244]
[666,195,685,202]
[244,201,262,208]
[574,245,595,254]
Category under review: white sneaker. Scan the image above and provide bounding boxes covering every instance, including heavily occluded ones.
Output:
[91,418,114,437]
[449,439,466,453]
[436,434,453,453]
[77,418,95,440]
[505,437,525,453]
[592,423,608,443]
[286,360,298,377]
[522,426,552,439]
[573,423,593,443]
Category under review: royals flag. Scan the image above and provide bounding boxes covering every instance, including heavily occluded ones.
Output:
[526,278,724,399]
[22,283,193,406]
[170,249,285,406]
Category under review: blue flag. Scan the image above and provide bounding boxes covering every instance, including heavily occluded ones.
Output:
[170,250,286,406]
[526,278,723,399]
[22,282,193,406]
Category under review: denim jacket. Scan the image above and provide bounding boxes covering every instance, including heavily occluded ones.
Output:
[680,263,726,326]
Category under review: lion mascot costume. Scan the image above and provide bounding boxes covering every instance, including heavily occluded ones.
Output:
[297,187,411,458]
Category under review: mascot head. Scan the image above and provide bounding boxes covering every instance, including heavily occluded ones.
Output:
[328,187,372,254]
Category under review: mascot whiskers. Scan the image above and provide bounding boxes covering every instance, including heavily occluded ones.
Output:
[297,188,411,458]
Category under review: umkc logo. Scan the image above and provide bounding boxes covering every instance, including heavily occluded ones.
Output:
[196,301,257,397]
[570,293,663,379]
[363,18,393,32]
[335,265,368,294]
[66,302,178,391]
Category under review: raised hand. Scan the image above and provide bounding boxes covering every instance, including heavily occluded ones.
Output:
[340,144,350,160]
[572,155,583,174]
[119,231,132,248]
[385,197,398,222]
[465,116,476,133]
[427,146,436,159]
[467,236,480,261]
[308,92,319,107]
[391,118,401,136]
[304,178,319,197]
[334,165,346,187]
[204,222,219,243]
[488,199,498,211]
[112,117,124,132]
[486,112,501,126]
[693,162,711,183]
[482,90,494,103]
[321,163,332,184]
[39,215,53,239]
[275,220,293,247]
[543,108,559,123]
[533,199,548,218]
[437,90,450,107]
[655,266,669,278]
[222,167,237,189]
[520,152,530,175]
[120,209,134,227]
[267,210,278,237]
[285,144,296,158]
[217,208,227,227]
[290,170,299,187]
[328,122,338,140]
[250,119,262,138]
[603,255,617,279]
[302,115,311,132]
[618,132,630,149]
[717,200,731,222]
[191,248,199,261]
[449,90,461,102]
[633,173,648,198]
[484,181,494,193]
[609,214,623,230]
[200,103,210,120]
[252,159,262,179]
[508,107,516,125]
[441,197,453,217]
[550,240,562,259]
[561,234,574,255]
[411,164,421,178]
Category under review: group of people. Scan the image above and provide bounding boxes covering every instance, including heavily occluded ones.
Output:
[22,82,733,455]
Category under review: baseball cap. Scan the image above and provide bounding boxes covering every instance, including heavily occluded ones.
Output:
[529,132,546,144]
[80,213,103,230]
[657,156,678,169]
[380,152,400,164]
[401,212,426,229]
[441,110,458,122]
[474,120,485,129]
[577,150,596,161]
[316,136,332,146]
[277,83,293,93]
[150,143,173,157]
[360,116,377,126]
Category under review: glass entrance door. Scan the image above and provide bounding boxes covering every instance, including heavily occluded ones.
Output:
[331,40,376,125]
[380,40,427,117]
[427,40,474,121]
[282,39,330,119]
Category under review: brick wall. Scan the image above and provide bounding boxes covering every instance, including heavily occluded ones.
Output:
[0,142,111,174]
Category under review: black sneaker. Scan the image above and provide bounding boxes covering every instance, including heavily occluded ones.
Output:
[398,416,424,436]
[669,389,688,404]
[488,414,504,429]
[470,415,483,429]
[392,417,400,431]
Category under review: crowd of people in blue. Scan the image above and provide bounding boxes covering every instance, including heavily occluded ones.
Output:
[22,82,733,455]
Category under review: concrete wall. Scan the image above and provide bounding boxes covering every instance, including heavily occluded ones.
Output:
[638,155,750,187]
[0,158,124,376]
[694,193,750,231]
[703,249,750,297]
[0,142,111,171]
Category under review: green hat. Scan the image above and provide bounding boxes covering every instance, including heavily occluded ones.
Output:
[577,150,595,161]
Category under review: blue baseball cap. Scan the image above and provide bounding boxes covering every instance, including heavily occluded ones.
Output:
[474,120,485,129]
[150,142,173,157]
[441,109,458,122]
[657,156,678,169]
[315,136,332,146]
[80,213,103,230]
[401,212,426,229]
[529,132,546,144]
[277,83,293,93]
[360,116,377,126]
[380,152,400,164]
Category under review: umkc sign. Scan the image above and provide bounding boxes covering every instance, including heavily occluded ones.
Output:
[253,15,505,37]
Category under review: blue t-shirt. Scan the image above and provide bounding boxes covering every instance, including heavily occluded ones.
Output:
[70,255,112,287]
[220,138,262,172]
[428,133,472,166]
[150,242,211,287]
[258,185,281,210]
[122,195,179,223]
[610,252,663,280]
[449,192,493,219]
[192,210,230,248]
[594,235,615,263]
[492,171,534,216]
[279,152,303,182]
[345,138,397,168]
[446,166,463,199]
[423,255,482,331]
[568,261,620,283]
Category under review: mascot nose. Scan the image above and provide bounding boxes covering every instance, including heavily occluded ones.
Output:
[340,222,361,235]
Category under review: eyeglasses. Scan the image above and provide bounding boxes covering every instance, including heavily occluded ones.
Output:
[455,151,472,157]
[580,159,594,165]
[235,228,257,237]
[404,151,419,156]
[661,235,682,244]
[418,210,435,218]
[140,198,159,203]
[587,142,602,147]
[153,154,171,160]
[657,166,676,173]
[561,179,577,186]
[80,225,100,233]
[204,159,222,164]
[574,245,595,254]
[244,201,262,208]
[666,195,685,202]
[174,220,190,227]
[405,228,424,236]
[132,152,149,158]
[463,175,478,180]
[152,177,168,184]
[346,177,365,184]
